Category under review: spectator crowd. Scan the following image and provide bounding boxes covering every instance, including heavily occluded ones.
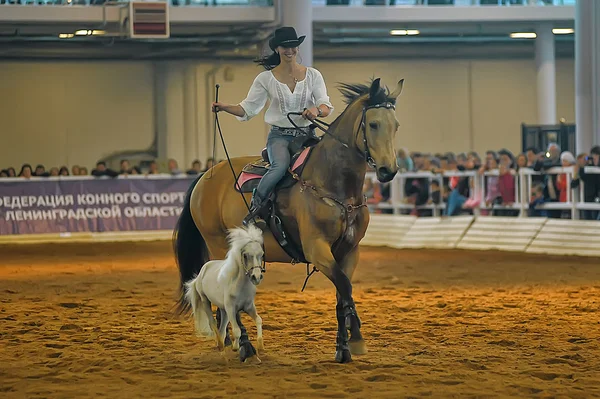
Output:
[0,158,219,180]
[3,144,600,220]
[364,143,600,221]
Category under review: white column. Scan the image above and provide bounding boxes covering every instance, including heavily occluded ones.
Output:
[535,23,556,125]
[280,0,313,67]
[575,0,600,153]
[183,63,198,167]
[154,62,185,168]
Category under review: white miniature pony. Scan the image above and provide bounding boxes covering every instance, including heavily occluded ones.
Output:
[184,224,265,362]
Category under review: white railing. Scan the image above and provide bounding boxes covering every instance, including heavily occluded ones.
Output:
[365,166,600,219]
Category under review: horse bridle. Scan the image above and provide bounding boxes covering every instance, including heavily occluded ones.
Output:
[287,100,396,169]
[242,243,266,277]
[356,101,396,169]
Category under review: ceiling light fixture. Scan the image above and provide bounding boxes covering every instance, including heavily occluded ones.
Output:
[509,32,537,39]
[390,29,420,36]
[552,28,574,35]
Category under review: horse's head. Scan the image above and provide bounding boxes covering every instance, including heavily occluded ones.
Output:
[338,78,404,183]
[361,78,404,182]
[241,240,264,286]
[227,224,265,286]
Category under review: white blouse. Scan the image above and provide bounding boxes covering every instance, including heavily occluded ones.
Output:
[236,67,334,128]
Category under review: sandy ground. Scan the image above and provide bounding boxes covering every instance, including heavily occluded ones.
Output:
[1,242,600,399]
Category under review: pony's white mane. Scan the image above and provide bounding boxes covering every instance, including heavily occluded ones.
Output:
[217,225,264,282]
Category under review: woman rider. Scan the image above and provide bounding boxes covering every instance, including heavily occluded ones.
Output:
[212,26,334,229]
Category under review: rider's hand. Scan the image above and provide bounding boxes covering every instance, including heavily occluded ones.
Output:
[302,107,318,121]
[212,101,225,113]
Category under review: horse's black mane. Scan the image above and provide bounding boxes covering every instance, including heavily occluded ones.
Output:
[337,79,395,107]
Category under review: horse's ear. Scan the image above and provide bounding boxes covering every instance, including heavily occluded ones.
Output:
[390,79,404,99]
[369,78,381,99]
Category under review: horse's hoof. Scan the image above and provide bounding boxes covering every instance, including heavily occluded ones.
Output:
[334,348,352,363]
[243,354,262,364]
[349,339,368,355]
[239,341,257,363]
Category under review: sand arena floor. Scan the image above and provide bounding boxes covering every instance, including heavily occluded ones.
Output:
[1,242,600,398]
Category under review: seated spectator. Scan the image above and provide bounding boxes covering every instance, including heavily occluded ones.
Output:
[49,167,59,177]
[533,143,562,218]
[119,159,131,175]
[59,166,69,176]
[556,151,576,203]
[429,180,441,205]
[0,169,8,178]
[187,160,203,175]
[479,155,500,209]
[364,178,383,213]
[7,167,16,177]
[515,153,528,170]
[575,146,600,220]
[34,164,48,177]
[445,158,479,216]
[147,160,160,175]
[203,158,216,172]
[71,165,80,176]
[91,161,118,178]
[19,164,33,179]
[396,148,413,172]
[497,163,517,216]
[498,148,515,169]
[79,167,88,176]
[168,158,182,175]
[130,166,141,175]
[525,146,538,167]
[528,184,548,217]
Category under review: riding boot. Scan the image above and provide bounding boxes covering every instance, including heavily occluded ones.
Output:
[242,189,268,230]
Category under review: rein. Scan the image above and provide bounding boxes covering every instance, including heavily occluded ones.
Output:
[212,85,267,273]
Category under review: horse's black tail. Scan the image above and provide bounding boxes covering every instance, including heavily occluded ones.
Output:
[173,174,209,315]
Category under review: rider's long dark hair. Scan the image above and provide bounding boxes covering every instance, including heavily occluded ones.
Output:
[254,51,280,70]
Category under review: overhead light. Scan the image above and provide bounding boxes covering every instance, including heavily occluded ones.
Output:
[59,33,74,39]
[553,28,574,35]
[75,30,92,36]
[510,32,537,39]
[390,29,420,36]
[92,30,106,35]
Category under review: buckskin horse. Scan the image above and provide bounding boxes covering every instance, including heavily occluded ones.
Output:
[173,77,404,363]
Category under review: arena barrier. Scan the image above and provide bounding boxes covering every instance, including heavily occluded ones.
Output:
[1,174,600,258]
[0,175,196,242]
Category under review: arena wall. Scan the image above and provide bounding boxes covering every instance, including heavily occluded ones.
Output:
[0,58,575,169]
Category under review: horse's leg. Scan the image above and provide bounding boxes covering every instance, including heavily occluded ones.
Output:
[215,308,232,347]
[235,311,259,363]
[245,302,264,352]
[216,308,230,348]
[305,238,355,363]
[338,247,367,355]
[225,304,242,352]
[200,295,223,351]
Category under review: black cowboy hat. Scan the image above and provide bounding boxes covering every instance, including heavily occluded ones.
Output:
[269,27,306,51]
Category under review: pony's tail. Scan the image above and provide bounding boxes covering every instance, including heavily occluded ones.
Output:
[184,278,215,339]
[173,174,209,315]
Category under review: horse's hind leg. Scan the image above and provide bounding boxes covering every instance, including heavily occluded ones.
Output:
[338,247,367,355]
[217,308,230,348]
[216,308,232,347]
[201,296,223,351]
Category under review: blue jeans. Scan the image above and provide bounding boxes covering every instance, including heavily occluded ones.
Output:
[254,130,297,201]
[445,189,466,216]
